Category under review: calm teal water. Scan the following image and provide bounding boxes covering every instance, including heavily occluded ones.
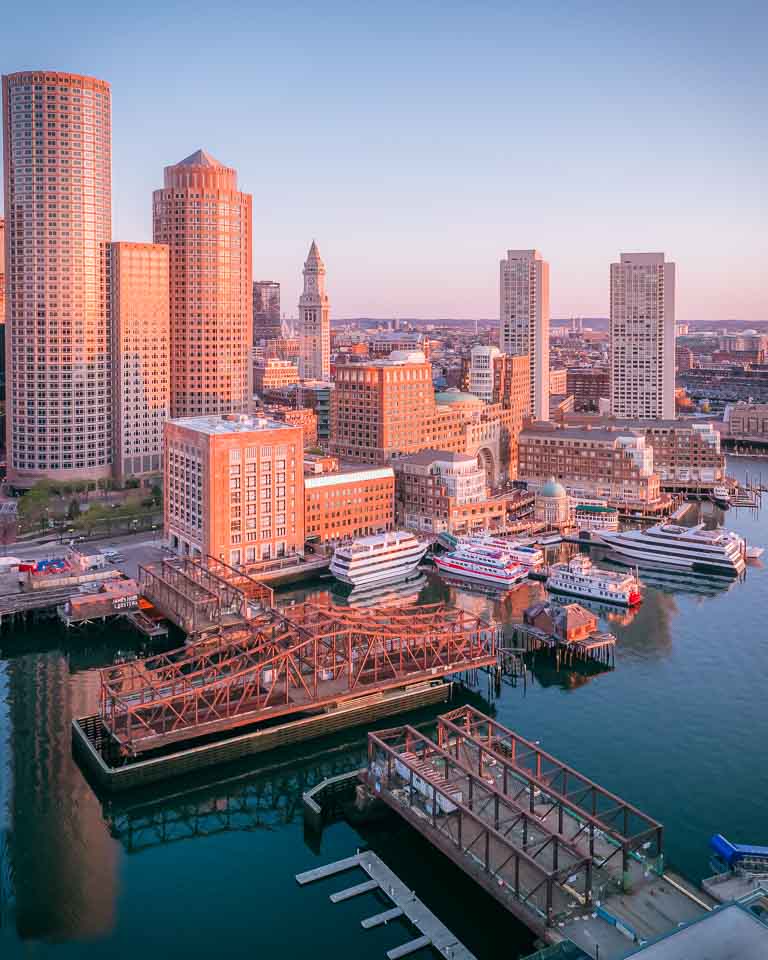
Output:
[1,457,766,959]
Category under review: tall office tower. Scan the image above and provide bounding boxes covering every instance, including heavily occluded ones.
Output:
[0,216,5,320]
[299,240,330,380]
[109,242,170,484]
[2,71,112,486]
[609,252,675,420]
[499,249,550,421]
[253,280,281,341]
[0,217,5,403]
[153,150,252,418]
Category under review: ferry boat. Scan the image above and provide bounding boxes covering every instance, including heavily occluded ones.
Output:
[434,543,528,589]
[600,522,746,578]
[438,532,544,567]
[546,554,642,607]
[711,486,731,509]
[330,531,427,587]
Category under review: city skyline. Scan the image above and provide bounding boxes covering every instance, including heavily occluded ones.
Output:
[0,1,765,323]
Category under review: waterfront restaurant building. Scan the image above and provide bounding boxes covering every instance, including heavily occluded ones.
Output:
[164,414,304,565]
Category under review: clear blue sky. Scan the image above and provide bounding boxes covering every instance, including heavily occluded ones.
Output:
[2,0,766,321]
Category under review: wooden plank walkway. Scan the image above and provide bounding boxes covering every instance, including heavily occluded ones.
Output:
[296,850,476,960]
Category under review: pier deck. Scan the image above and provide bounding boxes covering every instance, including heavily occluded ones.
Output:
[296,850,476,960]
[366,708,712,958]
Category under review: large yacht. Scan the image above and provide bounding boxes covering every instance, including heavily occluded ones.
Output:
[600,522,746,577]
[547,554,642,607]
[434,543,528,589]
[330,531,427,587]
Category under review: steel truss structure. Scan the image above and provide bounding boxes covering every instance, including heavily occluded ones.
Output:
[137,555,274,636]
[366,725,593,930]
[438,705,664,877]
[100,600,498,756]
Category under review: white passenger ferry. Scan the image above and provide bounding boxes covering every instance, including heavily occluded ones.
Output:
[330,531,427,587]
[546,554,642,607]
[462,536,543,567]
[439,532,544,567]
[600,522,746,577]
[434,543,528,589]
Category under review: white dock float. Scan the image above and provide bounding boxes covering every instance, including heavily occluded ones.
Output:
[330,879,379,903]
[387,934,431,959]
[362,907,405,929]
[296,851,476,960]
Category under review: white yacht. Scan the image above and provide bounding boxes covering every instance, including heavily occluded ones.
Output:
[330,531,427,587]
[547,554,642,607]
[600,522,746,577]
[434,543,528,589]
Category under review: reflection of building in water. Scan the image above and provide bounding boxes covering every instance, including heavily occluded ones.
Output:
[608,588,677,655]
[8,653,119,941]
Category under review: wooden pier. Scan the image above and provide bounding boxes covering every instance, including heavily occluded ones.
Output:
[364,708,712,958]
[296,850,476,960]
[514,623,616,669]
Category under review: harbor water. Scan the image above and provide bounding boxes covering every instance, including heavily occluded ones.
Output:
[1,457,767,959]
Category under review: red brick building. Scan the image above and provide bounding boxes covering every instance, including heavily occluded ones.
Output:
[304,466,394,543]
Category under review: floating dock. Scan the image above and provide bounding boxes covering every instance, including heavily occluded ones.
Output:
[296,851,476,960]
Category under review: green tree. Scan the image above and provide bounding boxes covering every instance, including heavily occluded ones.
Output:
[67,498,81,521]
[18,481,55,531]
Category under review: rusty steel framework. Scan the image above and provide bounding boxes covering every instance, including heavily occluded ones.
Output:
[100,600,498,756]
[366,725,594,930]
[439,705,664,877]
[137,556,273,636]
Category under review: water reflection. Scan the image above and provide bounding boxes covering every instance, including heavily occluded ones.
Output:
[104,740,369,855]
[6,651,119,942]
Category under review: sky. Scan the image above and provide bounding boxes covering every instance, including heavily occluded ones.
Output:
[2,0,766,322]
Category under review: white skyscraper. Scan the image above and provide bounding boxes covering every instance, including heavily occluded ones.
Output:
[499,249,550,420]
[610,252,676,420]
[299,240,330,380]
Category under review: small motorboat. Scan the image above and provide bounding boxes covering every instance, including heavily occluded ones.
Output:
[746,545,764,561]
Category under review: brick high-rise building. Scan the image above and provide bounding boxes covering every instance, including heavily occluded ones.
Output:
[0,216,5,403]
[0,215,5,321]
[3,71,113,486]
[299,241,330,380]
[253,357,299,397]
[500,249,550,421]
[331,352,519,485]
[109,242,170,483]
[253,280,281,341]
[153,150,252,419]
[610,252,675,419]
[164,413,304,565]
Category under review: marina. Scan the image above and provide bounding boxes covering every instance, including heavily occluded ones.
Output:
[0,457,766,959]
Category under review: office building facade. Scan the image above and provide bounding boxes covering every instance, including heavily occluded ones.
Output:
[3,71,112,485]
[500,249,550,420]
[609,252,675,419]
[153,149,252,419]
[109,242,170,483]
